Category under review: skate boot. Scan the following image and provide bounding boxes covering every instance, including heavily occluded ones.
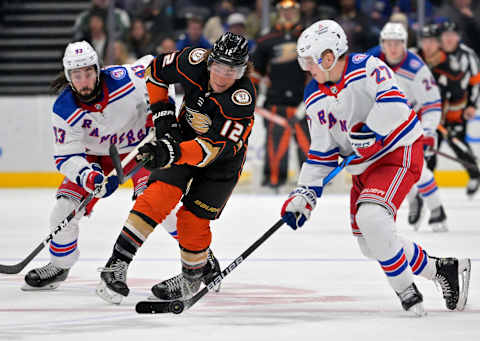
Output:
[408,194,425,231]
[22,263,70,291]
[434,257,471,310]
[396,283,425,317]
[203,248,222,292]
[96,256,130,305]
[151,273,202,301]
[428,206,448,232]
[466,178,479,198]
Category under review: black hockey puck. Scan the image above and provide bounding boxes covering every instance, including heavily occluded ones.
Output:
[169,300,185,314]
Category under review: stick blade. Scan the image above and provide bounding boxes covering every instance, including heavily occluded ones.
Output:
[135,300,182,314]
[109,144,125,183]
[0,263,24,274]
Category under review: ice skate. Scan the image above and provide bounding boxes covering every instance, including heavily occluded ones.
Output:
[434,257,471,310]
[96,256,130,305]
[204,248,222,293]
[396,283,426,317]
[151,273,202,301]
[22,263,69,291]
[408,194,425,231]
[466,178,479,198]
[428,206,448,232]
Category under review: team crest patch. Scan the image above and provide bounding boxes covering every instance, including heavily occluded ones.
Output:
[110,68,126,80]
[231,89,252,106]
[409,59,421,70]
[352,54,368,64]
[188,48,207,65]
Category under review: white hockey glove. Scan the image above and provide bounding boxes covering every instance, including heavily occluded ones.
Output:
[422,129,437,160]
[78,164,119,198]
[348,122,384,159]
[281,186,321,230]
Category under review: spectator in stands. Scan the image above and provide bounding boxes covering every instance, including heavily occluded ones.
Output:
[245,0,276,39]
[435,0,480,54]
[78,12,109,64]
[113,40,135,64]
[176,16,212,50]
[299,0,335,28]
[203,0,236,44]
[156,36,177,54]
[226,13,255,52]
[337,0,377,53]
[73,0,131,42]
[126,18,155,59]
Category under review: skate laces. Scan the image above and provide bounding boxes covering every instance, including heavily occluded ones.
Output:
[36,263,63,280]
[398,285,417,301]
[162,274,183,292]
[97,259,128,282]
[435,273,452,298]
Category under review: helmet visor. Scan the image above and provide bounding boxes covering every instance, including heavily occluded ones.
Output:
[210,62,245,79]
[297,55,319,71]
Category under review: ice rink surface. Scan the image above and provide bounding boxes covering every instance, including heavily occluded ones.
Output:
[0,187,479,341]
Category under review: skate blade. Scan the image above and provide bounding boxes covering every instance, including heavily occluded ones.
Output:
[456,258,471,311]
[430,222,448,233]
[95,281,123,305]
[21,282,61,291]
[408,302,427,317]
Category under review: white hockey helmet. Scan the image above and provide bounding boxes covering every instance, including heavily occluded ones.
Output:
[380,22,408,46]
[297,20,348,72]
[63,41,100,82]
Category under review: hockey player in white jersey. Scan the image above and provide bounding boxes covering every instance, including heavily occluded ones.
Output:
[367,22,448,232]
[22,41,178,291]
[280,20,470,315]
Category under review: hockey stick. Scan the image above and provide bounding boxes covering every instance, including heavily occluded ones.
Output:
[432,149,478,171]
[437,124,472,155]
[109,130,154,184]
[0,140,150,275]
[135,153,357,314]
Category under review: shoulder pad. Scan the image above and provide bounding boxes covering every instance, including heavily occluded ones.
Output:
[303,78,320,103]
[366,45,382,58]
[53,87,79,121]
[403,51,425,74]
[211,78,255,119]
[176,47,209,90]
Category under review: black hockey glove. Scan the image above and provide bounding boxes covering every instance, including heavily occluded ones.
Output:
[137,135,181,170]
[151,101,181,141]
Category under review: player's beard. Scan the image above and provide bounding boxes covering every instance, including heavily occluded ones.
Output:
[73,82,101,103]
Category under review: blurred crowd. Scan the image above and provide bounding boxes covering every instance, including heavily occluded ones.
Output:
[72,0,480,65]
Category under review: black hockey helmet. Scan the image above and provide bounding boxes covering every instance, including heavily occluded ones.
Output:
[208,32,249,68]
[438,19,457,34]
[421,23,440,38]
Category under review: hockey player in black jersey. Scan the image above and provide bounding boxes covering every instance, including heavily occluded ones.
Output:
[96,32,256,304]
[419,22,480,198]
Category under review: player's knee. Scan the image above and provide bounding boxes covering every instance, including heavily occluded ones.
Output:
[133,181,182,223]
[177,206,211,252]
[355,203,392,237]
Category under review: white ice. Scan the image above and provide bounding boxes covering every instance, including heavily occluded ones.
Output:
[0,187,479,341]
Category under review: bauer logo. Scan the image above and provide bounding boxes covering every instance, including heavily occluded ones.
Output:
[352,54,368,64]
[110,68,126,80]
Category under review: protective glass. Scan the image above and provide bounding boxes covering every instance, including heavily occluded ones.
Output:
[210,62,245,79]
